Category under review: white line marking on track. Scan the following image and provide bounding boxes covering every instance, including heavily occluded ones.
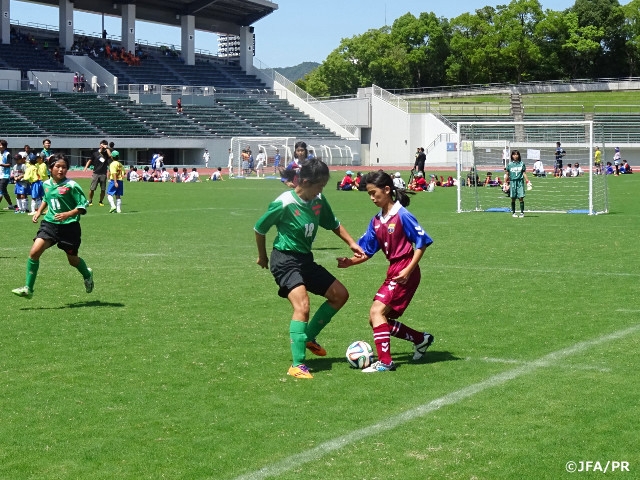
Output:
[231,323,640,480]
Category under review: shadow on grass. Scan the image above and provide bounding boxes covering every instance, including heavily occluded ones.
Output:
[308,350,461,372]
[20,300,125,311]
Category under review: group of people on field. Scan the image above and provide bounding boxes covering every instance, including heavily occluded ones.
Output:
[255,141,435,378]
[0,139,51,215]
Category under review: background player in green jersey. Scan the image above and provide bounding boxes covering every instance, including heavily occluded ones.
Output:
[12,154,94,299]
[505,149,531,218]
[254,158,364,379]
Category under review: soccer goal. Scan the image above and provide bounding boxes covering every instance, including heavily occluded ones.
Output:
[456,121,608,215]
[230,136,297,178]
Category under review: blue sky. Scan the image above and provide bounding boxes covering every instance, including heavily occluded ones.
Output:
[9,0,629,67]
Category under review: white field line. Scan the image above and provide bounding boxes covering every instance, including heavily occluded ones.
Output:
[465,356,611,372]
[231,323,640,480]
[442,264,640,278]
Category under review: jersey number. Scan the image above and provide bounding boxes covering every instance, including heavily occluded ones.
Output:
[49,198,61,210]
[304,223,315,238]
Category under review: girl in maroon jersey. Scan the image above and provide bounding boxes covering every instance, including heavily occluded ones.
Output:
[338,170,434,372]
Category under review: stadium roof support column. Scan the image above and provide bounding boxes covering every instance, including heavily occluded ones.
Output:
[1,0,10,44]
[58,0,74,51]
[180,14,195,66]
[239,26,254,73]
[121,3,136,55]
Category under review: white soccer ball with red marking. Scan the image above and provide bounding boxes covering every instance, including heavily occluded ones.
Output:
[346,341,374,369]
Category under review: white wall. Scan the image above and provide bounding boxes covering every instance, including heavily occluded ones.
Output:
[0,69,21,90]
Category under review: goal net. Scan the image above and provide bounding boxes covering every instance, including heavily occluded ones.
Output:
[456,121,608,215]
[229,137,357,177]
[230,137,295,178]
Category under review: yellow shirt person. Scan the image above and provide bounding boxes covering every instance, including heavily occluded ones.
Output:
[107,150,124,213]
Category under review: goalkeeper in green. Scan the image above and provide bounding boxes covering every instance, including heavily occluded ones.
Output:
[506,149,531,218]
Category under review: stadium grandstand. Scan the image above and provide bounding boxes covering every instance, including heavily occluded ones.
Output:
[0,1,639,170]
[0,0,360,168]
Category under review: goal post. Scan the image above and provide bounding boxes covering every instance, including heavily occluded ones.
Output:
[230,137,296,178]
[456,121,608,215]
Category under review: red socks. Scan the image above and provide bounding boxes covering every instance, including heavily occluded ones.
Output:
[372,324,393,364]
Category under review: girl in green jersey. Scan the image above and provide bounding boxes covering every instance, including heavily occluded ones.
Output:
[255,157,364,379]
[12,154,93,299]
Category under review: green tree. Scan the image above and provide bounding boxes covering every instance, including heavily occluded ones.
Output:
[571,0,626,75]
[535,9,572,80]
[496,0,543,83]
[389,12,451,88]
[446,8,504,84]
[562,12,605,78]
[621,0,640,75]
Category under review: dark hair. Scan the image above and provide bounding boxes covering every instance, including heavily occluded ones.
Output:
[294,141,308,159]
[49,153,69,169]
[511,150,522,161]
[280,157,329,185]
[0,139,7,148]
[363,170,412,207]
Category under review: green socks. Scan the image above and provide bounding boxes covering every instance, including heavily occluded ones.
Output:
[290,320,308,366]
[76,257,91,279]
[306,301,339,341]
[26,258,39,292]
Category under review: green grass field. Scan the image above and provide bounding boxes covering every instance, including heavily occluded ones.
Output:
[2,173,639,479]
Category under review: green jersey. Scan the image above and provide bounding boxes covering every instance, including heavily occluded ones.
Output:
[42,177,88,224]
[254,190,340,254]
[507,160,526,182]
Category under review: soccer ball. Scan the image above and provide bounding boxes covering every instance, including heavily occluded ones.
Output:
[346,341,374,369]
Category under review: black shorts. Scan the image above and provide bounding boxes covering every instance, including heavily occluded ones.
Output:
[35,220,82,256]
[270,249,336,299]
[0,178,9,195]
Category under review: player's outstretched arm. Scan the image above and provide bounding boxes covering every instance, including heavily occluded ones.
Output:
[332,224,364,258]
[337,253,369,269]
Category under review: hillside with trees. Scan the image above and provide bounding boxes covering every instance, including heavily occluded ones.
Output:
[296,0,640,97]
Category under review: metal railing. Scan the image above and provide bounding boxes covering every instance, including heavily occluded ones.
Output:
[254,58,358,137]
[372,84,408,112]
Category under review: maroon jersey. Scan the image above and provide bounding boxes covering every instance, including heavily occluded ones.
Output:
[358,202,433,317]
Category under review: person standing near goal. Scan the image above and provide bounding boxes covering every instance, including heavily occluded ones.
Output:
[506,150,531,218]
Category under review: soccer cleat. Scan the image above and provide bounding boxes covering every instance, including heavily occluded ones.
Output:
[116,209,121,213]
[12,286,33,299]
[88,202,93,206]
[413,333,434,360]
[99,203,104,207]
[287,364,313,379]
[362,360,396,373]
[84,268,94,293]
[109,207,116,213]
[519,213,525,218]
[306,340,327,357]
[28,211,36,216]
[512,213,518,218]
